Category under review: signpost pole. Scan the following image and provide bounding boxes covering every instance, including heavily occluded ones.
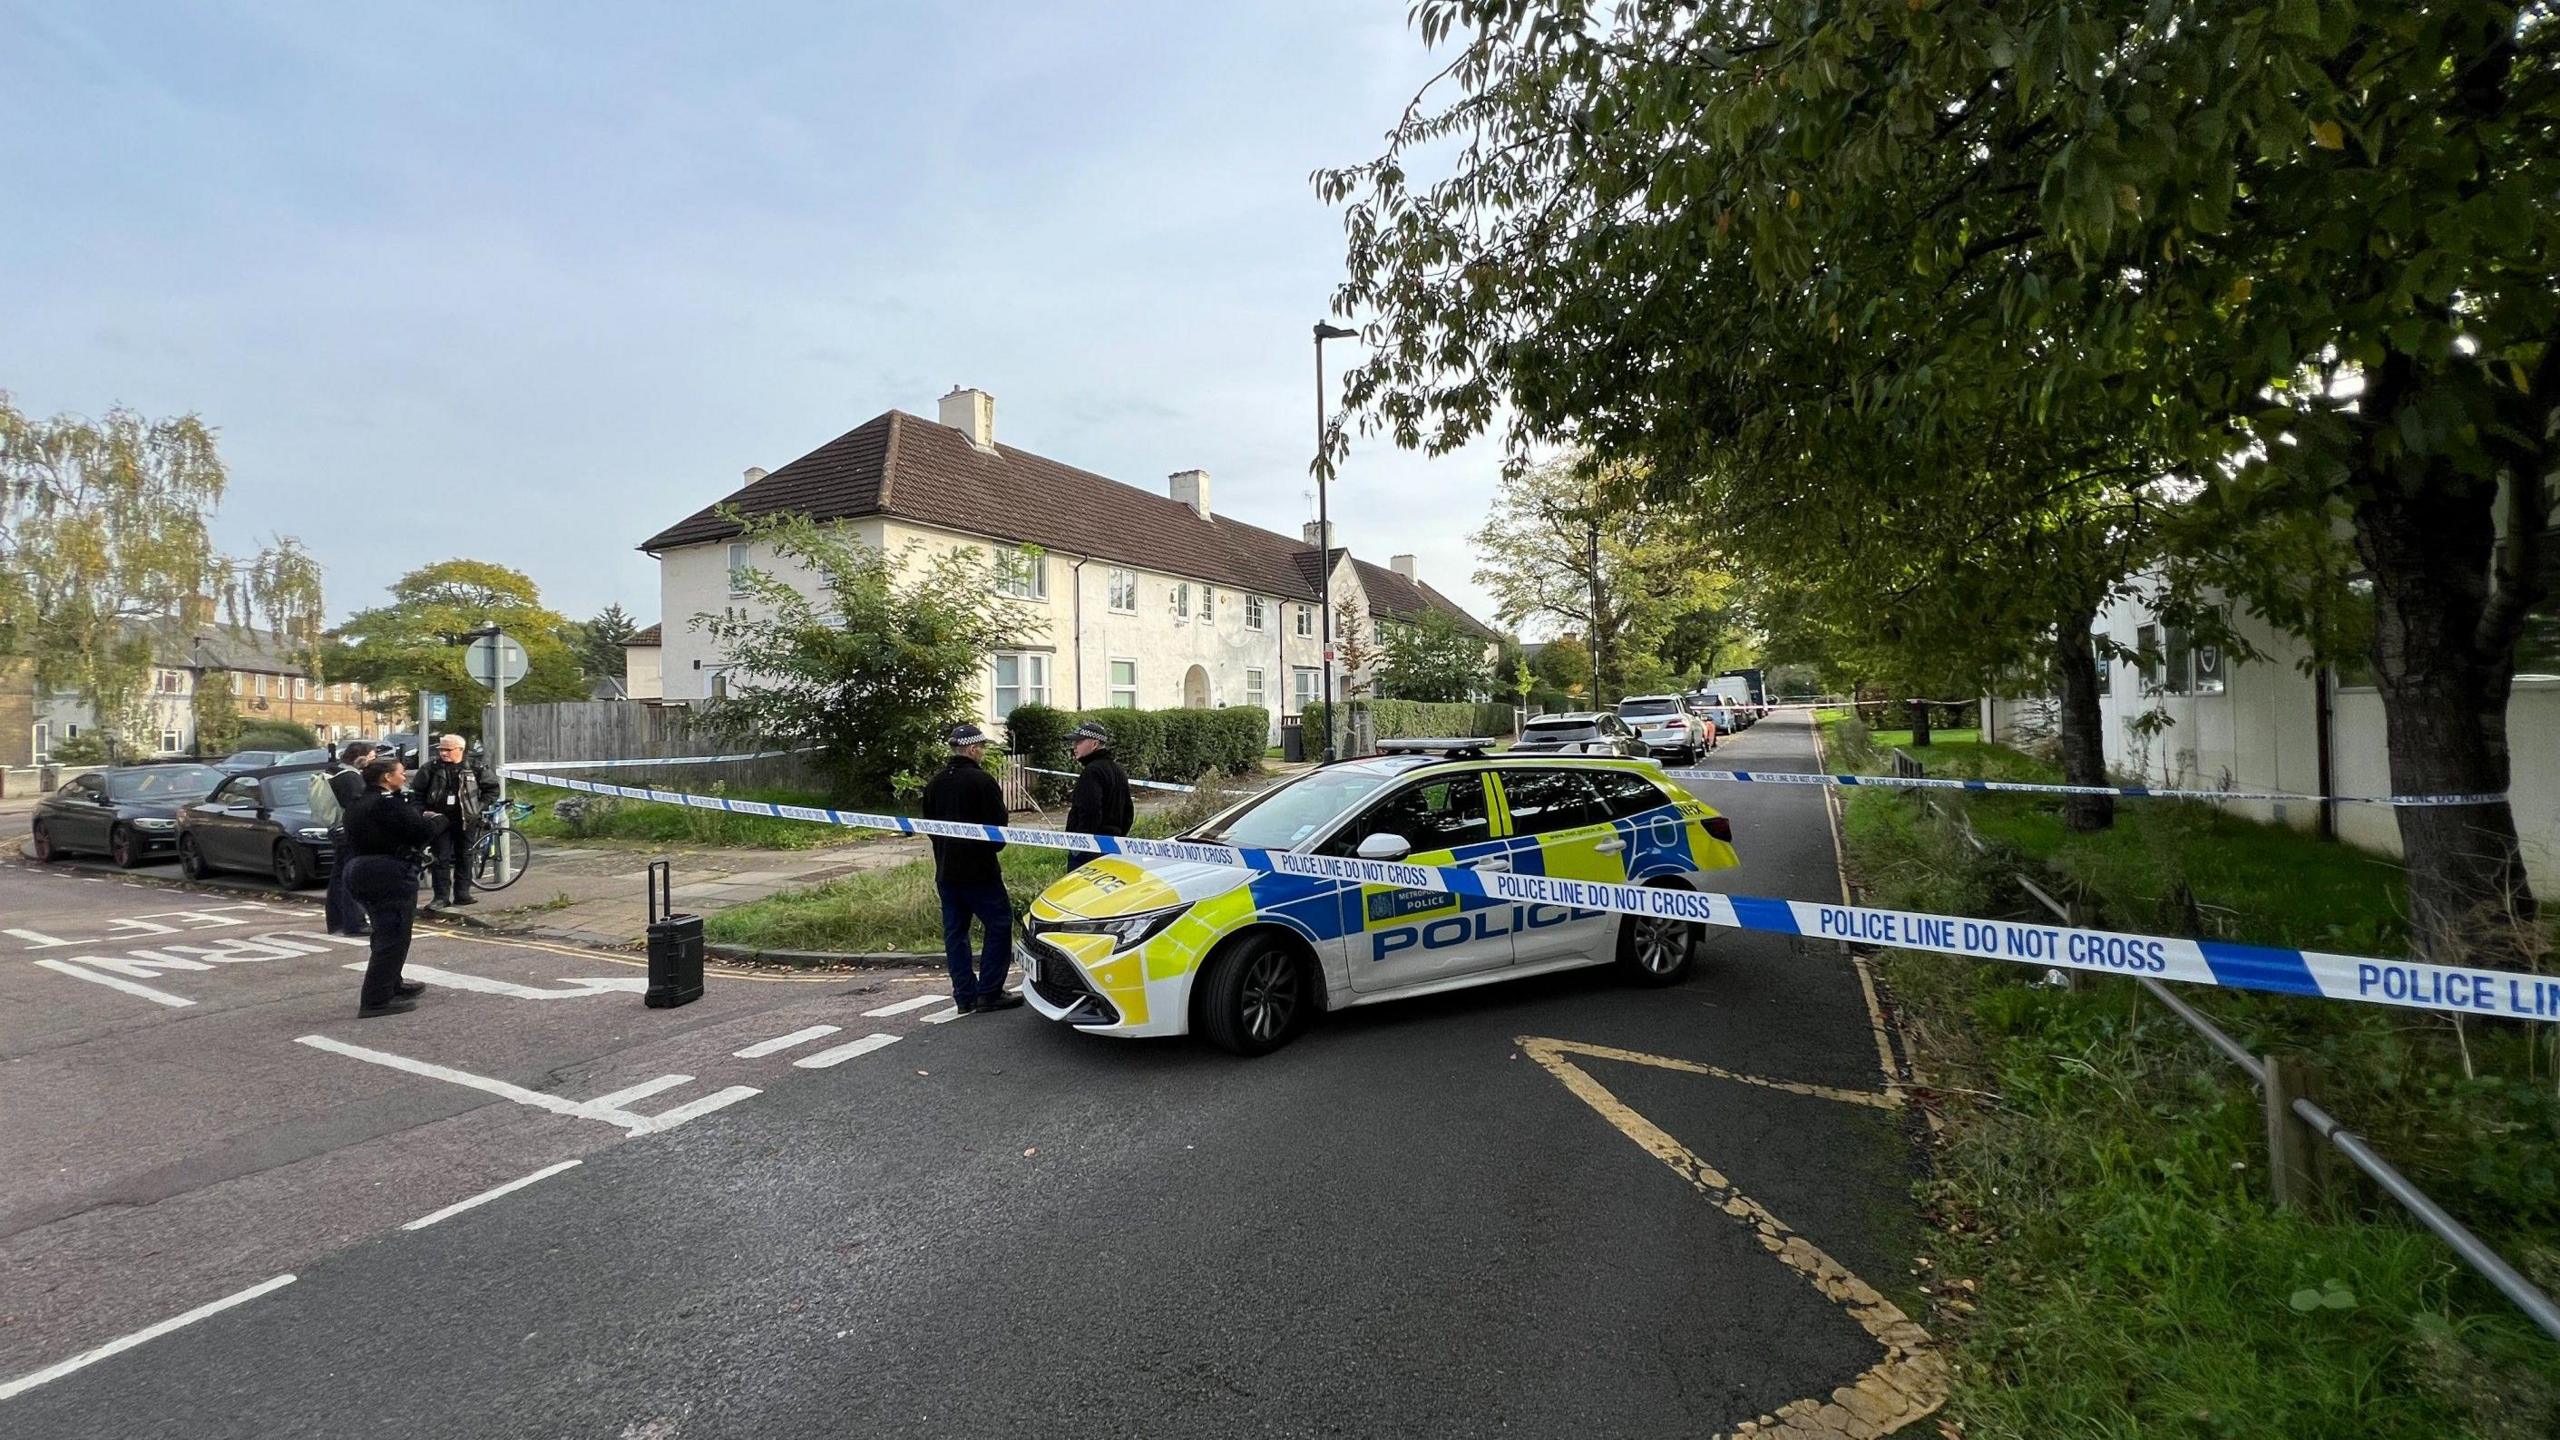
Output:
[492,627,509,801]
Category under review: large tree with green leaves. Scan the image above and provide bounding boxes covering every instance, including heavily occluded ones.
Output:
[1324,0,2558,959]
[1378,609,1494,701]
[1,393,326,748]
[330,559,589,736]
[578,602,639,680]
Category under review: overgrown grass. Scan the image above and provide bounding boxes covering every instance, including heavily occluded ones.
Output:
[509,781,886,852]
[1822,716,2560,1436]
[702,782,1248,954]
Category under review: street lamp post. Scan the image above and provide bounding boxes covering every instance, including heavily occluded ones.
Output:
[1313,320,1357,762]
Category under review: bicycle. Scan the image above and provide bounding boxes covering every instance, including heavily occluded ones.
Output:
[472,799,535,892]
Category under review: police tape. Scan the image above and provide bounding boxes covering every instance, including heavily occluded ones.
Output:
[1659,767,2507,808]
[503,765,2560,1024]
[1019,765,1201,793]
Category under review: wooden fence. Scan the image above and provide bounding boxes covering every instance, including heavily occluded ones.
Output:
[498,702,823,793]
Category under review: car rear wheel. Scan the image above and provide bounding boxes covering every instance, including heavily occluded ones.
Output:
[272,840,314,890]
[31,819,56,863]
[1195,935,1309,1057]
[110,824,141,869]
[1617,884,1701,987]
[178,832,212,880]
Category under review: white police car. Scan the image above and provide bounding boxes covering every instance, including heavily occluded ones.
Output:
[1019,742,1739,1056]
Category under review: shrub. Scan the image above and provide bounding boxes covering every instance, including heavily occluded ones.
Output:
[1302,698,1506,753]
[1003,702,1075,804]
[232,720,320,750]
[49,732,108,764]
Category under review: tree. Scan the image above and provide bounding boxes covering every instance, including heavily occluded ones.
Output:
[194,669,242,755]
[579,602,638,680]
[697,512,1043,802]
[1378,610,1492,702]
[0,393,325,750]
[1321,1,2559,955]
[330,560,589,737]
[1531,634,1592,699]
[1333,597,1382,701]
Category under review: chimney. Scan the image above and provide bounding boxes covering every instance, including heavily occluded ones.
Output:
[1390,554,1418,583]
[743,466,769,486]
[1301,520,1336,552]
[180,594,216,628]
[939,386,996,452]
[1168,469,1211,521]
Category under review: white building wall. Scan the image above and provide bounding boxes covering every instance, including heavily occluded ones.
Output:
[623,645,663,702]
[2091,594,2560,895]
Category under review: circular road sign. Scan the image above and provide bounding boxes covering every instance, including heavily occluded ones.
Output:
[464,633,530,688]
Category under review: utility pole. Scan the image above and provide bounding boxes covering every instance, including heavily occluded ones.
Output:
[1586,509,1605,709]
[1313,319,1358,761]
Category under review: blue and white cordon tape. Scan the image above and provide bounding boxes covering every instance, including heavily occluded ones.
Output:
[1020,764,1200,793]
[504,765,2560,1024]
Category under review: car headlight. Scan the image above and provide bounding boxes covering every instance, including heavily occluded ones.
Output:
[297,826,332,840]
[1041,904,1191,951]
[131,817,177,830]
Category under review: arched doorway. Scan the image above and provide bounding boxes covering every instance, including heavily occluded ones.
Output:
[1182,664,1212,708]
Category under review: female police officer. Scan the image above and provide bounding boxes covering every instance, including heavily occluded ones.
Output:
[342,755,448,1017]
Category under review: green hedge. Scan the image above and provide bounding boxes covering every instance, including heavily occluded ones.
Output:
[1300,699,1515,752]
[1004,702,1267,796]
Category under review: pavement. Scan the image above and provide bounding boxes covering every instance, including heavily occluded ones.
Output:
[1,712,1940,1439]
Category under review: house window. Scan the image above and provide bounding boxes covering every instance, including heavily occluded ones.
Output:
[992,652,1049,716]
[1245,668,1267,711]
[2161,626,2193,697]
[2135,623,2160,691]
[728,543,752,596]
[1108,568,1138,614]
[154,669,183,694]
[707,667,732,701]
[1245,595,1266,631]
[1292,667,1320,710]
[1109,659,1138,710]
[159,729,181,754]
[2192,639,2226,695]
[294,677,308,700]
[1295,605,1314,638]
[1170,583,1191,621]
[1200,588,1214,623]
[31,721,50,761]
[233,672,245,694]
[993,546,1047,600]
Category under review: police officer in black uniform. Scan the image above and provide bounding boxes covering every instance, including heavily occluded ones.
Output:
[1062,721,1133,869]
[921,722,1022,1014]
[319,740,376,937]
[343,756,447,1017]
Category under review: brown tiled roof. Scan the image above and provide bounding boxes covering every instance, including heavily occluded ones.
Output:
[1354,560,1503,642]
[638,408,1498,638]
[627,623,663,647]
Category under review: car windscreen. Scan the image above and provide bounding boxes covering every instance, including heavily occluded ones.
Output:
[1189,769,1398,851]
[108,766,222,802]
[1523,720,1598,739]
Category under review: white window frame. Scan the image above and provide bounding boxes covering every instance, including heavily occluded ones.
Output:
[255,673,268,697]
[31,721,50,761]
[1292,667,1320,710]
[1200,588,1214,623]
[1245,594,1266,632]
[727,543,752,597]
[294,677,307,700]
[992,651,1050,716]
[1245,667,1267,711]
[1295,605,1314,638]
[1107,568,1138,614]
[1170,583,1191,622]
[1108,658,1138,710]
[992,546,1047,600]
[159,729,181,753]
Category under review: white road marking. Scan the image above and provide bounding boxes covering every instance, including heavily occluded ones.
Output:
[580,1075,695,1114]
[630,1086,760,1133]
[0,1274,296,1401]
[3,928,75,949]
[863,994,945,1017]
[793,1032,901,1069]
[31,958,195,1008]
[734,1024,841,1058]
[297,1034,586,1118]
[921,1006,966,1024]
[336,962,649,1000]
[295,1037,760,1137]
[402,1160,583,1231]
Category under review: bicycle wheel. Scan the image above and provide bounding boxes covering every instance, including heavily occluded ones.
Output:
[475,825,532,891]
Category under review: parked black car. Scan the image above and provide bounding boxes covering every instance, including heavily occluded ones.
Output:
[1509,712,1649,757]
[176,764,338,889]
[211,749,286,775]
[30,763,225,868]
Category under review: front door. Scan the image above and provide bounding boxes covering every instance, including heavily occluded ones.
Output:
[1489,766,1626,965]
[1322,769,1511,994]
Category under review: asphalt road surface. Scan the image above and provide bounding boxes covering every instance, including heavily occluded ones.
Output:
[3,711,1935,1439]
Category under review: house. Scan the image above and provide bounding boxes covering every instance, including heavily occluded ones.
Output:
[623,623,664,702]
[638,388,1499,734]
[30,617,389,762]
[2019,581,2560,893]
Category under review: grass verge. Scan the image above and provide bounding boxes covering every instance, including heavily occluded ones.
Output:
[1821,713,2560,1436]
[510,781,884,852]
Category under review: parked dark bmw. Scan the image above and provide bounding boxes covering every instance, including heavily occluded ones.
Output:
[176,763,338,889]
[30,762,225,868]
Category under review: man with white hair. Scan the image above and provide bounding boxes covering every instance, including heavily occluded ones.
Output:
[409,733,497,909]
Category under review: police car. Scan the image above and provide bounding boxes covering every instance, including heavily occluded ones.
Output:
[1019,740,1739,1056]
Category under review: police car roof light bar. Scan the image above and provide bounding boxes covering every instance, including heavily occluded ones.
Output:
[1372,737,1500,758]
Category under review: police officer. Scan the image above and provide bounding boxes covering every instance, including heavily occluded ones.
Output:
[343,756,447,1017]
[1061,720,1133,869]
[921,722,1022,1014]
[410,733,496,908]
[318,740,377,937]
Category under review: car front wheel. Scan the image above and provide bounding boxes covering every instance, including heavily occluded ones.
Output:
[1195,935,1310,1057]
[110,824,141,869]
[1617,886,1702,987]
[178,832,212,881]
[31,819,56,863]
[272,840,314,890]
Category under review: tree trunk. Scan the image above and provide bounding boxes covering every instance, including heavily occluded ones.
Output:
[1909,701,1932,748]
[2353,465,2537,966]
[2052,594,2116,833]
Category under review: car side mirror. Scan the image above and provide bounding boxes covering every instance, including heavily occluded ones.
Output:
[1356,832,1412,862]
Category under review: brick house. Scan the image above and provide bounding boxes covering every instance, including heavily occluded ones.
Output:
[30,619,389,761]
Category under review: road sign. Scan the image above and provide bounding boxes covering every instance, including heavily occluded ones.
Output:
[464,634,529,688]
[426,693,448,722]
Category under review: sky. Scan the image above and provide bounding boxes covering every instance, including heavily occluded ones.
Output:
[0,0,1520,632]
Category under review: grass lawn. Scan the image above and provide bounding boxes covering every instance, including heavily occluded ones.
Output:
[1818,712,2560,1437]
[510,781,887,852]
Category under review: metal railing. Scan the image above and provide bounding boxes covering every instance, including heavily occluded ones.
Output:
[1902,777,2560,1343]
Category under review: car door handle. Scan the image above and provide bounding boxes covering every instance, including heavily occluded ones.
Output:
[1591,839,1627,855]
[1463,857,1511,873]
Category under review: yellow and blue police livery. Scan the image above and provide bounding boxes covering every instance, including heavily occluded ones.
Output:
[1020,740,1740,1056]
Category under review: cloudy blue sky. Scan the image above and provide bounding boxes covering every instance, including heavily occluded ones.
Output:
[1,1,1516,630]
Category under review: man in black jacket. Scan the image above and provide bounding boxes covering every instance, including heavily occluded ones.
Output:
[921,722,1022,1014]
[319,741,377,937]
[1061,721,1133,869]
[343,757,447,1017]
[410,734,497,908]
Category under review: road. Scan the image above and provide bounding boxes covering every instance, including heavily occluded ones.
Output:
[2,711,1936,1439]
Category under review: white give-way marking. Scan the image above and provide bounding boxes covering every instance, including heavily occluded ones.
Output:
[794,1032,901,1069]
[403,1160,583,1231]
[294,1035,758,1137]
[863,994,945,1017]
[734,1024,841,1058]
[0,1274,297,1401]
[336,962,649,1001]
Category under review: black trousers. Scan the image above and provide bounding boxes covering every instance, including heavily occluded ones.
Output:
[349,855,421,1006]
[426,823,475,902]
